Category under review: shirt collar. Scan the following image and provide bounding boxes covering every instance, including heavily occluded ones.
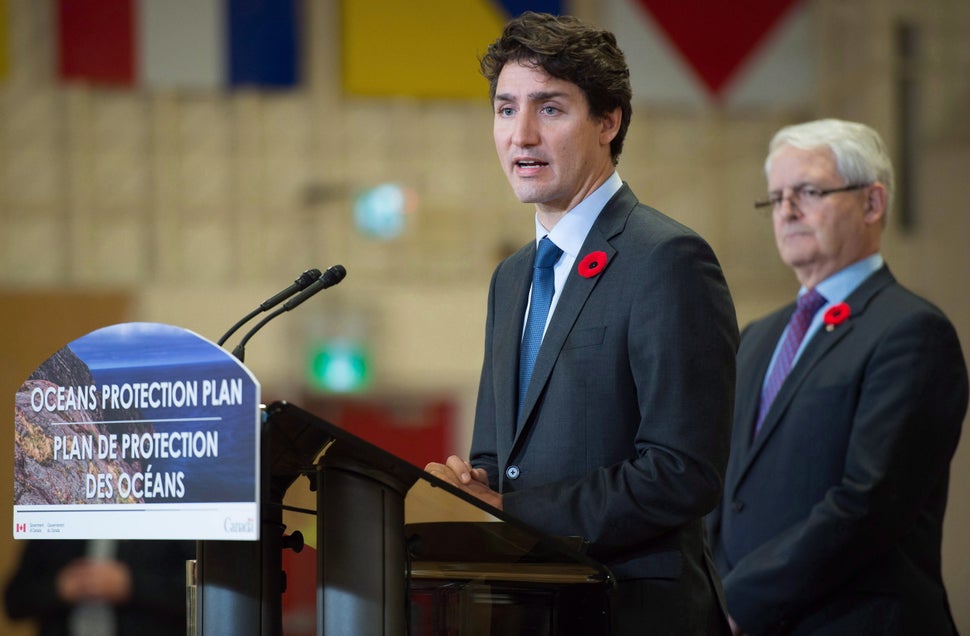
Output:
[534,171,623,257]
[807,253,884,305]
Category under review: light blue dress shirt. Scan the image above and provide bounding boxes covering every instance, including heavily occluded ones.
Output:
[761,253,884,391]
[525,171,624,337]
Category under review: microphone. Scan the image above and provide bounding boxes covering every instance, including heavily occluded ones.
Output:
[279,264,347,311]
[217,268,322,346]
[231,265,347,362]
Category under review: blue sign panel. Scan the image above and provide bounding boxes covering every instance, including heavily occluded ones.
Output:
[12,323,260,540]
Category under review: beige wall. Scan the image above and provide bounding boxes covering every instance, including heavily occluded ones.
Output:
[2,0,969,633]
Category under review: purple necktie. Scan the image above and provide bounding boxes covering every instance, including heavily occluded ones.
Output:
[518,237,562,417]
[755,288,826,436]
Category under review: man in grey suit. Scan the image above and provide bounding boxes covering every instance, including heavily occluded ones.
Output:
[425,12,738,634]
[708,118,968,635]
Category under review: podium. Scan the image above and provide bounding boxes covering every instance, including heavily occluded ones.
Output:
[11,322,610,634]
[195,400,612,635]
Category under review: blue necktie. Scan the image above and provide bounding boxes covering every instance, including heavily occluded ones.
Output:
[755,288,826,436]
[518,237,563,416]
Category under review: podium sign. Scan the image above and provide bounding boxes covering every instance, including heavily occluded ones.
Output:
[12,322,260,541]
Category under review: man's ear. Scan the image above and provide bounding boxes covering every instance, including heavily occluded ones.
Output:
[599,107,622,145]
[865,182,888,225]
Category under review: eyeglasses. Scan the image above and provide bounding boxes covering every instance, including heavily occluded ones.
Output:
[754,183,869,212]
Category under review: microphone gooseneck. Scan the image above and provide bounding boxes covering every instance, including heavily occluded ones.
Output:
[231,265,347,362]
[216,268,322,346]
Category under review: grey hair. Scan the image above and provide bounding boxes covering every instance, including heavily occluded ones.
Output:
[766,118,894,214]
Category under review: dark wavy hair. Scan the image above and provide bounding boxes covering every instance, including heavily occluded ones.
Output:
[480,12,633,165]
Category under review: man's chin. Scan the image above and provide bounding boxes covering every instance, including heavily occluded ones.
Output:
[778,237,816,260]
[512,189,545,205]
[778,246,815,268]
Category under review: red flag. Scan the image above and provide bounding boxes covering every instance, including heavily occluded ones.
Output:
[636,0,801,96]
[57,0,135,85]
[604,0,815,110]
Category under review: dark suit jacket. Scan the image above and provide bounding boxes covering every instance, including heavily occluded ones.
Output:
[4,539,194,636]
[470,184,739,633]
[709,265,968,635]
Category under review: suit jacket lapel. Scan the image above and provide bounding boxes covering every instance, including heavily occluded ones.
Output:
[496,245,536,448]
[735,266,896,486]
[513,186,632,447]
[746,318,854,461]
[736,311,791,446]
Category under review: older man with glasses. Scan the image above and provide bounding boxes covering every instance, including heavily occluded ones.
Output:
[707,118,968,635]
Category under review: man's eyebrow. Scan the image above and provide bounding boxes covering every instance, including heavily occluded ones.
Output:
[494,90,570,103]
[768,181,813,193]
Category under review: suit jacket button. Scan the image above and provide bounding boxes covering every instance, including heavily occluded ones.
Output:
[505,465,520,480]
[731,500,744,512]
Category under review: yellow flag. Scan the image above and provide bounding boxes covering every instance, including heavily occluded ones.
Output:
[342,0,508,99]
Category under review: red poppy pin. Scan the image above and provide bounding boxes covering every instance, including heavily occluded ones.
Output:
[577,251,608,278]
[823,302,851,331]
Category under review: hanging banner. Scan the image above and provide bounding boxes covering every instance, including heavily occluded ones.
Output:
[55,0,300,89]
[12,322,260,540]
[603,0,816,110]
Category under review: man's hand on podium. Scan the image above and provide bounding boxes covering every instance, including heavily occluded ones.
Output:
[424,455,503,511]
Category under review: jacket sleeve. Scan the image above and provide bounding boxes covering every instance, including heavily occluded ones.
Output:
[470,267,501,489]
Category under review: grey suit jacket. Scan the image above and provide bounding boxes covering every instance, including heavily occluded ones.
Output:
[709,265,968,635]
[470,184,739,630]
